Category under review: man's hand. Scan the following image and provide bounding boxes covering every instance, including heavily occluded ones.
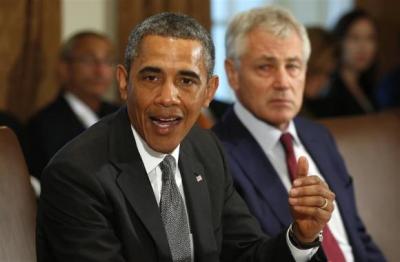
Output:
[288,156,335,244]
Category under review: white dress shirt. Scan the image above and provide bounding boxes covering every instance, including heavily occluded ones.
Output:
[64,92,99,128]
[235,101,354,262]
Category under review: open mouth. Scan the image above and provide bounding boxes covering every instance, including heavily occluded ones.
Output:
[150,116,183,133]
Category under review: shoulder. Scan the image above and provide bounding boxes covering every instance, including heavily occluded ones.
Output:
[212,107,246,142]
[99,101,120,116]
[44,112,115,174]
[40,112,120,201]
[185,124,224,156]
[28,96,71,125]
[294,117,332,137]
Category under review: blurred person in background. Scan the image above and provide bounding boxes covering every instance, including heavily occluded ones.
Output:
[301,27,337,118]
[324,9,378,117]
[26,31,119,179]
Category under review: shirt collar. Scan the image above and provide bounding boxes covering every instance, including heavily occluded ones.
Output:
[64,91,99,128]
[130,125,180,174]
[234,101,300,150]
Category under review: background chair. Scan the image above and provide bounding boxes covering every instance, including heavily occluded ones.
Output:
[0,126,36,261]
[319,109,400,261]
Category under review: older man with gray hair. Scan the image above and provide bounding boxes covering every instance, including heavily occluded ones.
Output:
[213,6,385,262]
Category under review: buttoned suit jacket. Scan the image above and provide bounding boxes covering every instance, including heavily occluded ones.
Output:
[36,107,322,262]
[212,108,386,262]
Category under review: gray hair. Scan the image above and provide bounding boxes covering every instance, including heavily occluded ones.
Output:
[225,6,311,64]
[60,31,111,61]
[124,12,215,78]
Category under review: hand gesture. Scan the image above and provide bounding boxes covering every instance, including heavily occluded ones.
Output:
[288,156,335,243]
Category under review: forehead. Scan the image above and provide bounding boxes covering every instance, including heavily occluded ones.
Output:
[72,36,112,55]
[132,35,207,75]
[243,27,304,61]
[348,18,375,35]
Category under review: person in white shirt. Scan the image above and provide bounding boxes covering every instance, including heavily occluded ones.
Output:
[213,6,385,261]
[27,31,119,178]
[38,12,335,262]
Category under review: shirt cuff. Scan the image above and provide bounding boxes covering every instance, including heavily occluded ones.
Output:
[286,227,319,262]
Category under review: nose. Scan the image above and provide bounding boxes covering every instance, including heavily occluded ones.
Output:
[273,66,290,90]
[156,80,179,107]
[94,60,113,75]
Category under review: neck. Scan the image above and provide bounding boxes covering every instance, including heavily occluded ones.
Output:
[276,121,290,132]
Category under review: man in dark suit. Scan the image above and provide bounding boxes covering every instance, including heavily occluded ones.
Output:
[37,12,336,261]
[213,6,385,261]
[27,31,119,178]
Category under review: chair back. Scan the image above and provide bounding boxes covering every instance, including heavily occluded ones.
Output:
[0,126,37,261]
[319,109,400,261]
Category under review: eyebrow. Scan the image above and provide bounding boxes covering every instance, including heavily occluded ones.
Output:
[286,57,303,63]
[178,70,201,81]
[138,66,161,74]
[258,55,304,65]
[138,66,202,82]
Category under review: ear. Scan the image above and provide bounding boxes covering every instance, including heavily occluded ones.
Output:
[202,75,219,108]
[224,58,239,91]
[116,64,129,101]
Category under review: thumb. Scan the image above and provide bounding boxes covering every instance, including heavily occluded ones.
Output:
[296,156,309,178]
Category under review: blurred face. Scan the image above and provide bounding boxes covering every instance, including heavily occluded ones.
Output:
[60,36,115,99]
[225,27,306,131]
[342,18,377,72]
[117,35,218,153]
[305,47,336,98]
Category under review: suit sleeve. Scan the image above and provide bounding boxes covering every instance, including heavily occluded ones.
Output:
[37,161,125,262]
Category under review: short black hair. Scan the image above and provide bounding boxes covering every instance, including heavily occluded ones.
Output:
[60,31,111,61]
[124,12,215,78]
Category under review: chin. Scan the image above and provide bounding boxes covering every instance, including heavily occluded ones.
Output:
[149,140,179,154]
[268,114,294,129]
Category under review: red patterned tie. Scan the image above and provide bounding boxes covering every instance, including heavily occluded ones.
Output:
[280,133,346,262]
[279,133,297,181]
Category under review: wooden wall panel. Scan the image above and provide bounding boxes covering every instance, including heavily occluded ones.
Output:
[0,0,61,122]
[117,0,211,66]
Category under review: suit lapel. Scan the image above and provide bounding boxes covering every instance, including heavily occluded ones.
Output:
[179,140,217,260]
[225,111,292,227]
[231,135,292,227]
[108,107,171,260]
[58,95,89,133]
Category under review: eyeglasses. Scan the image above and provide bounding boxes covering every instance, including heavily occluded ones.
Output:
[67,56,116,67]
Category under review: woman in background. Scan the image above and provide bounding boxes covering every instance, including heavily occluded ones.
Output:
[324,9,378,117]
[301,27,337,118]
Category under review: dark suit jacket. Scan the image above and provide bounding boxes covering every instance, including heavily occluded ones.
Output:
[26,94,118,178]
[36,107,315,262]
[213,108,386,262]
[0,111,26,153]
